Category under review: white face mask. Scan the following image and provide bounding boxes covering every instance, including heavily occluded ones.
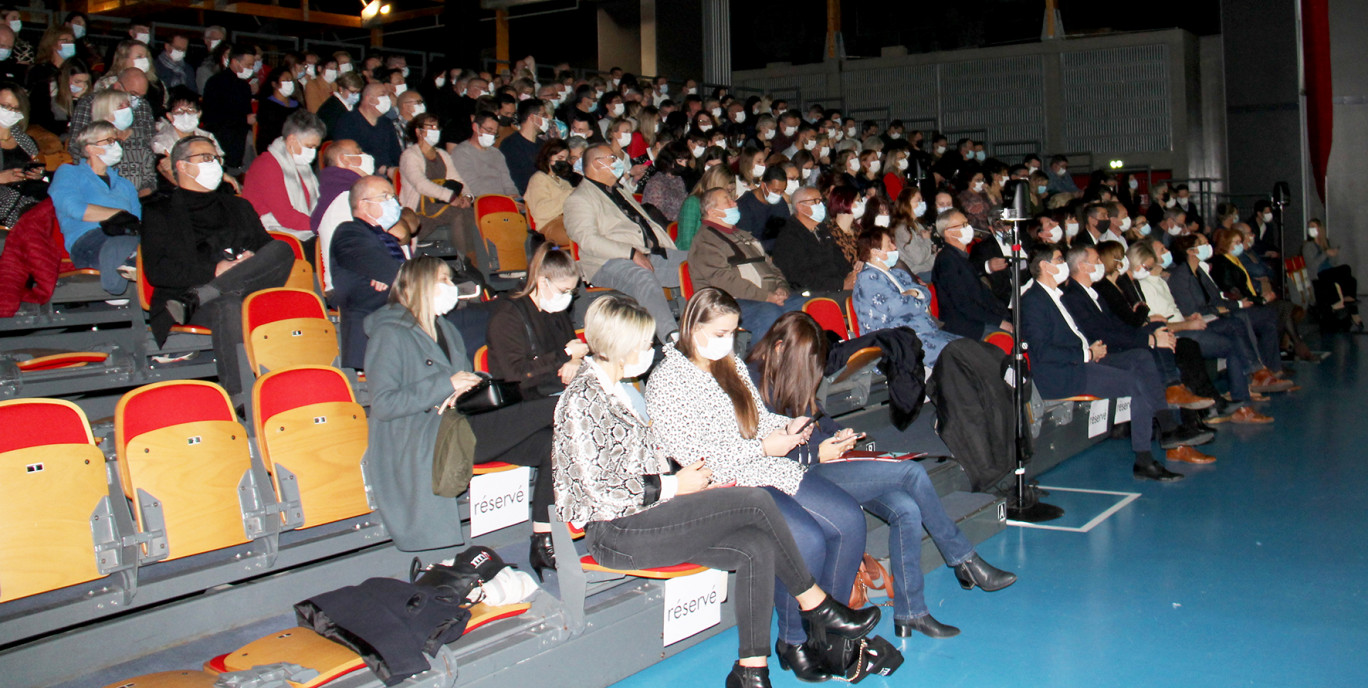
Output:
[762,129,775,141]
[393,83,407,97]
[171,112,200,133]
[611,103,625,117]
[540,282,573,313]
[0,107,21,129]
[804,139,817,151]
[1089,263,1105,282]
[622,346,655,379]
[1118,257,1130,274]
[1262,212,1273,223]
[133,57,151,72]
[785,179,799,196]
[434,75,446,88]
[972,180,986,193]
[73,24,86,39]
[896,158,908,171]
[935,145,947,155]
[695,333,734,361]
[1167,224,1184,236]
[710,107,722,118]
[169,49,186,62]
[0,48,9,62]
[291,142,317,166]
[434,282,462,315]
[97,141,123,166]
[817,146,829,159]
[134,32,150,45]
[1050,261,1070,283]
[846,158,859,173]
[782,125,797,137]
[190,159,224,190]
[616,132,632,147]
[323,68,338,83]
[1118,216,1132,232]
[278,80,295,97]
[1128,178,1139,190]
[478,132,496,147]
[1134,267,1151,280]
[1308,226,1319,238]
[237,66,254,80]
[874,214,891,228]
[423,129,441,147]
[867,160,881,173]
[913,201,927,216]
[751,163,765,179]
[6,20,18,33]
[373,95,392,115]
[1041,226,1063,243]
[850,200,866,219]
[697,123,712,133]
[765,190,782,204]
[1065,221,1080,237]
[338,62,353,73]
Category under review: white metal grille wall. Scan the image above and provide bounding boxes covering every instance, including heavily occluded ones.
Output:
[734,72,834,104]
[1060,45,1173,152]
[843,64,938,128]
[939,56,1047,146]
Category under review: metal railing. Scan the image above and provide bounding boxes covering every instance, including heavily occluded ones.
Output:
[848,105,892,130]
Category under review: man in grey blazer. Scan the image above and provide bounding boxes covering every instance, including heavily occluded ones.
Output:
[564,143,684,341]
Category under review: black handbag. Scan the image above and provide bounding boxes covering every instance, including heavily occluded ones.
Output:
[455,371,522,415]
[99,209,141,236]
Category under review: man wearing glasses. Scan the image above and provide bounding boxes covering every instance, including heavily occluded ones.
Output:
[564,143,683,343]
[140,135,294,396]
[931,209,1014,340]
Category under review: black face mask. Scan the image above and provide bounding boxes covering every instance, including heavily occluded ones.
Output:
[551,160,573,178]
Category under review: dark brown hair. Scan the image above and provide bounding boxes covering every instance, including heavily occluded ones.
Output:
[677,288,758,439]
[857,225,896,262]
[746,312,828,418]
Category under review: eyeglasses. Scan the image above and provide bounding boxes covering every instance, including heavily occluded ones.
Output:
[363,193,396,203]
[91,137,118,147]
[186,153,223,164]
[170,107,200,116]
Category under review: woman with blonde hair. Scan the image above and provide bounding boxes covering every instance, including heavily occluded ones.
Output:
[362,256,560,571]
[556,293,878,688]
[486,243,588,398]
[674,162,735,250]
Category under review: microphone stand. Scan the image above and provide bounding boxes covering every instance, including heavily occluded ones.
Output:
[1000,197,1063,523]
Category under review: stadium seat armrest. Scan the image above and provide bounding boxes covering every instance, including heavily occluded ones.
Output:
[270,463,307,530]
[134,487,171,563]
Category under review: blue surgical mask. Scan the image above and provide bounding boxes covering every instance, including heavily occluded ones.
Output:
[1036,184,1048,195]
[913,201,927,216]
[112,107,134,131]
[1231,243,1245,257]
[608,158,626,178]
[372,197,402,230]
[975,150,985,162]
[882,249,900,267]
[344,92,361,108]
[1195,244,1213,261]
[59,43,76,60]
[808,202,826,223]
[721,206,741,225]
[1161,251,1173,268]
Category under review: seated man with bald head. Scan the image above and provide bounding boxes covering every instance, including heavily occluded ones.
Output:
[141,135,294,395]
[312,139,376,293]
[332,82,403,172]
[563,142,683,342]
[66,68,158,195]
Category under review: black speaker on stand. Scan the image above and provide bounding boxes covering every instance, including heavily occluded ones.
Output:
[1000,180,1064,523]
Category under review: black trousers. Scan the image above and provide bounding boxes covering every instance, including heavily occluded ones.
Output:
[465,396,557,523]
[586,488,817,659]
[190,240,294,395]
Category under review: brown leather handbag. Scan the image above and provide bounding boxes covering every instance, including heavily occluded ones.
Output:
[849,554,895,608]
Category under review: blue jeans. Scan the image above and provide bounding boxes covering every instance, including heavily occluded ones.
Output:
[69,230,138,294]
[1179,330,1253,401]
[814,459,975,621]
[737,294,808,343]
[763,471,867,646]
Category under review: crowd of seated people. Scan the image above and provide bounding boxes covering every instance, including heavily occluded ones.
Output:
[0,25,1351,687]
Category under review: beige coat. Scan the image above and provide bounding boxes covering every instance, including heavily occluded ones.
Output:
[687,223,787,302]
[398,145,464,211]
[563,179,675,280]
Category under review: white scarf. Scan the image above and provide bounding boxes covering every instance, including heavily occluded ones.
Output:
[266,137,319,219]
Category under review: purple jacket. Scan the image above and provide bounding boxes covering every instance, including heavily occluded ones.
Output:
[311,166,362,234]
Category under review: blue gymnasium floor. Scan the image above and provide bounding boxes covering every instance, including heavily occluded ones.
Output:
[612,333,1368,688]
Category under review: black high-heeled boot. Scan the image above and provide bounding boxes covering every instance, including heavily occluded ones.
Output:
[529,532,555,582]
[725,662,771,688]
[775,640,831,683]
[799,595,880,647]
[953,554,1017,592]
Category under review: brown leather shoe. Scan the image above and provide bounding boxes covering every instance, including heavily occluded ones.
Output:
[1250,370,1294,393]
[1166,446,1216,464]
[1165,385,1215,410]
[1228,406,1274,424]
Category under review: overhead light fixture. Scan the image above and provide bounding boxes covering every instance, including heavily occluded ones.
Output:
[361,0,392,23]
[1109,159,1124,170]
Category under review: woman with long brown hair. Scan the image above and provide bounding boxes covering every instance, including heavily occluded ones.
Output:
[747,311,1017,639]
[363,256,559,575]
[645,288,870,682]
[485,243,588,397]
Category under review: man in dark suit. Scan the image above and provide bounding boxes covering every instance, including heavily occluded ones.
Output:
[932,210,1012,340]
[968,219,1019,308]
[1019,244,1205,481]
[1060,245,1218,465]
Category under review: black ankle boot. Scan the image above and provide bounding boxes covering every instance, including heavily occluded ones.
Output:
[895,613,960,638]
[953,554,1017,592]
[529,532,555,582]
[725,662,771,688]
[799,596,879,647]
[775,640,831,683]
